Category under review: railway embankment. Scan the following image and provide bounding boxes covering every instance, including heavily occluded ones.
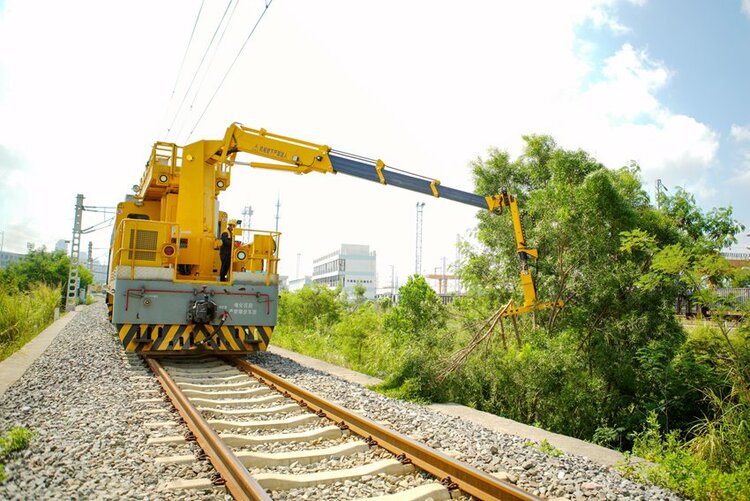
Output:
[250,349,682,501]
[0,303,214,500]
[0,302,683,500]
[267,346,626,468]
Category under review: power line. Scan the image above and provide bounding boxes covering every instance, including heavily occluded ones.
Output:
[175,0,241,141]
[186,0,274,142]
[82,217,114,235]
[188,0,240,112]
[161,0,206,138]
[166,0,235,141]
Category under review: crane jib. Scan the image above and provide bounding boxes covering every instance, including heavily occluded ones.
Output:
[328,154,488,210]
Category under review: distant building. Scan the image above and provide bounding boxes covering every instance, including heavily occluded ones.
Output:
[55,240,69,252]
[90,262,108,284]
[0,250,24,269]
[287,275,312,292]
[279,275,289,291]
[312,244,376,299]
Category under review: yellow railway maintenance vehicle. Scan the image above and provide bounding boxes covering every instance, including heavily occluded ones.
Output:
[107,123,560,355]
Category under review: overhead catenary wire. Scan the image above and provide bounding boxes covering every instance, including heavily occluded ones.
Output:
[81,217,114,235]
[161,0,206,138]
[186,0,274,142]
[165,0,235,141]
[174,0,240,141]
[187,0,241,112]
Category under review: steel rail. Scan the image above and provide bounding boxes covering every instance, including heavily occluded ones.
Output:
[146,357,271,501]
[234,359,539,501]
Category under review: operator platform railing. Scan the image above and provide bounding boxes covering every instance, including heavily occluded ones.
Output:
[230,228,281,286]
[110,219,179,282]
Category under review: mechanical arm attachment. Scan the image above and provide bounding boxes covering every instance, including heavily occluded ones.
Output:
[142,123,563,317]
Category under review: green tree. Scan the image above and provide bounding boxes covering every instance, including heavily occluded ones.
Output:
[333,303,381,366]
[658,187,744,252]
[458,135,717,438]
[277,284,342,332]
[384,275,446,345]
[351,283,367,309]
[0,249,92,297]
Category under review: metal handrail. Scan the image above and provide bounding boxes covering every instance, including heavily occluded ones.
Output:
[112,219,179,281]
[232,228,281,286]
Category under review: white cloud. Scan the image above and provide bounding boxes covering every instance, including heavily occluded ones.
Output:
[742,0,750,18]
[731,124,750,142]
[547,43,718,181]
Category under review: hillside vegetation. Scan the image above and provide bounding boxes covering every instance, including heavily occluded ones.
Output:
[273,136,750,500]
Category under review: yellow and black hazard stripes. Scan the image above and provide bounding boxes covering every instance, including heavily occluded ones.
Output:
[106,295,114,322]
[116,324,274,354]
[254,325,272,350]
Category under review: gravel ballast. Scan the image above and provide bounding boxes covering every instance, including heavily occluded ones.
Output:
[247,352,685,501]
[0,302,683,500]
[0,303,226,500]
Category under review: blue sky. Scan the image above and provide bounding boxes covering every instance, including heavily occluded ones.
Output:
[609,0,750,126]
[580,0,750,249]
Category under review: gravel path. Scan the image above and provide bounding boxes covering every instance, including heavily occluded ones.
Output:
[0,303,227,500]
[247,352,686,501]
[0,302,684,500]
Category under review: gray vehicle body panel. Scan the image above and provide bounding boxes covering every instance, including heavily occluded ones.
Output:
[112,279,278,326]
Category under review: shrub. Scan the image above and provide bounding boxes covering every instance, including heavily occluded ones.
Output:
[620,411,750,501]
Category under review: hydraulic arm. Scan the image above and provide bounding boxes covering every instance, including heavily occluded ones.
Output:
[140,123,561,317]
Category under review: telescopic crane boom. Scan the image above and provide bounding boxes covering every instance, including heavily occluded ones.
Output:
[137,123,561,318]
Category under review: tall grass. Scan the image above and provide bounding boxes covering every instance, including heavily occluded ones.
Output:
[620,411,750,501]
[0,284,60,361]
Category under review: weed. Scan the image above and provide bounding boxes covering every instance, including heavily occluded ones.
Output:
[523,439,562,457]
[0,427,34,482]
[618,411,750,501]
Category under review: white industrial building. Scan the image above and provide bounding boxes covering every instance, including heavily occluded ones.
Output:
[0,250,24,269]
[287,275,312,292]
[312,244,376,299]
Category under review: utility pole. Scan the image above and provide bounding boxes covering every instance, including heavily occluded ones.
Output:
[442,256,447,293]
[65,194,84,312]
[655,179,668,208]
[455,233,461,293]
[87,241,94,272]
[274,196,281,233]
[296,253,301,279]
[241,205,254,244]
[415,202,425,275]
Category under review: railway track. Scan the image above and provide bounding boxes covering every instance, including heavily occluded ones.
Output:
[141,356,539,501]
